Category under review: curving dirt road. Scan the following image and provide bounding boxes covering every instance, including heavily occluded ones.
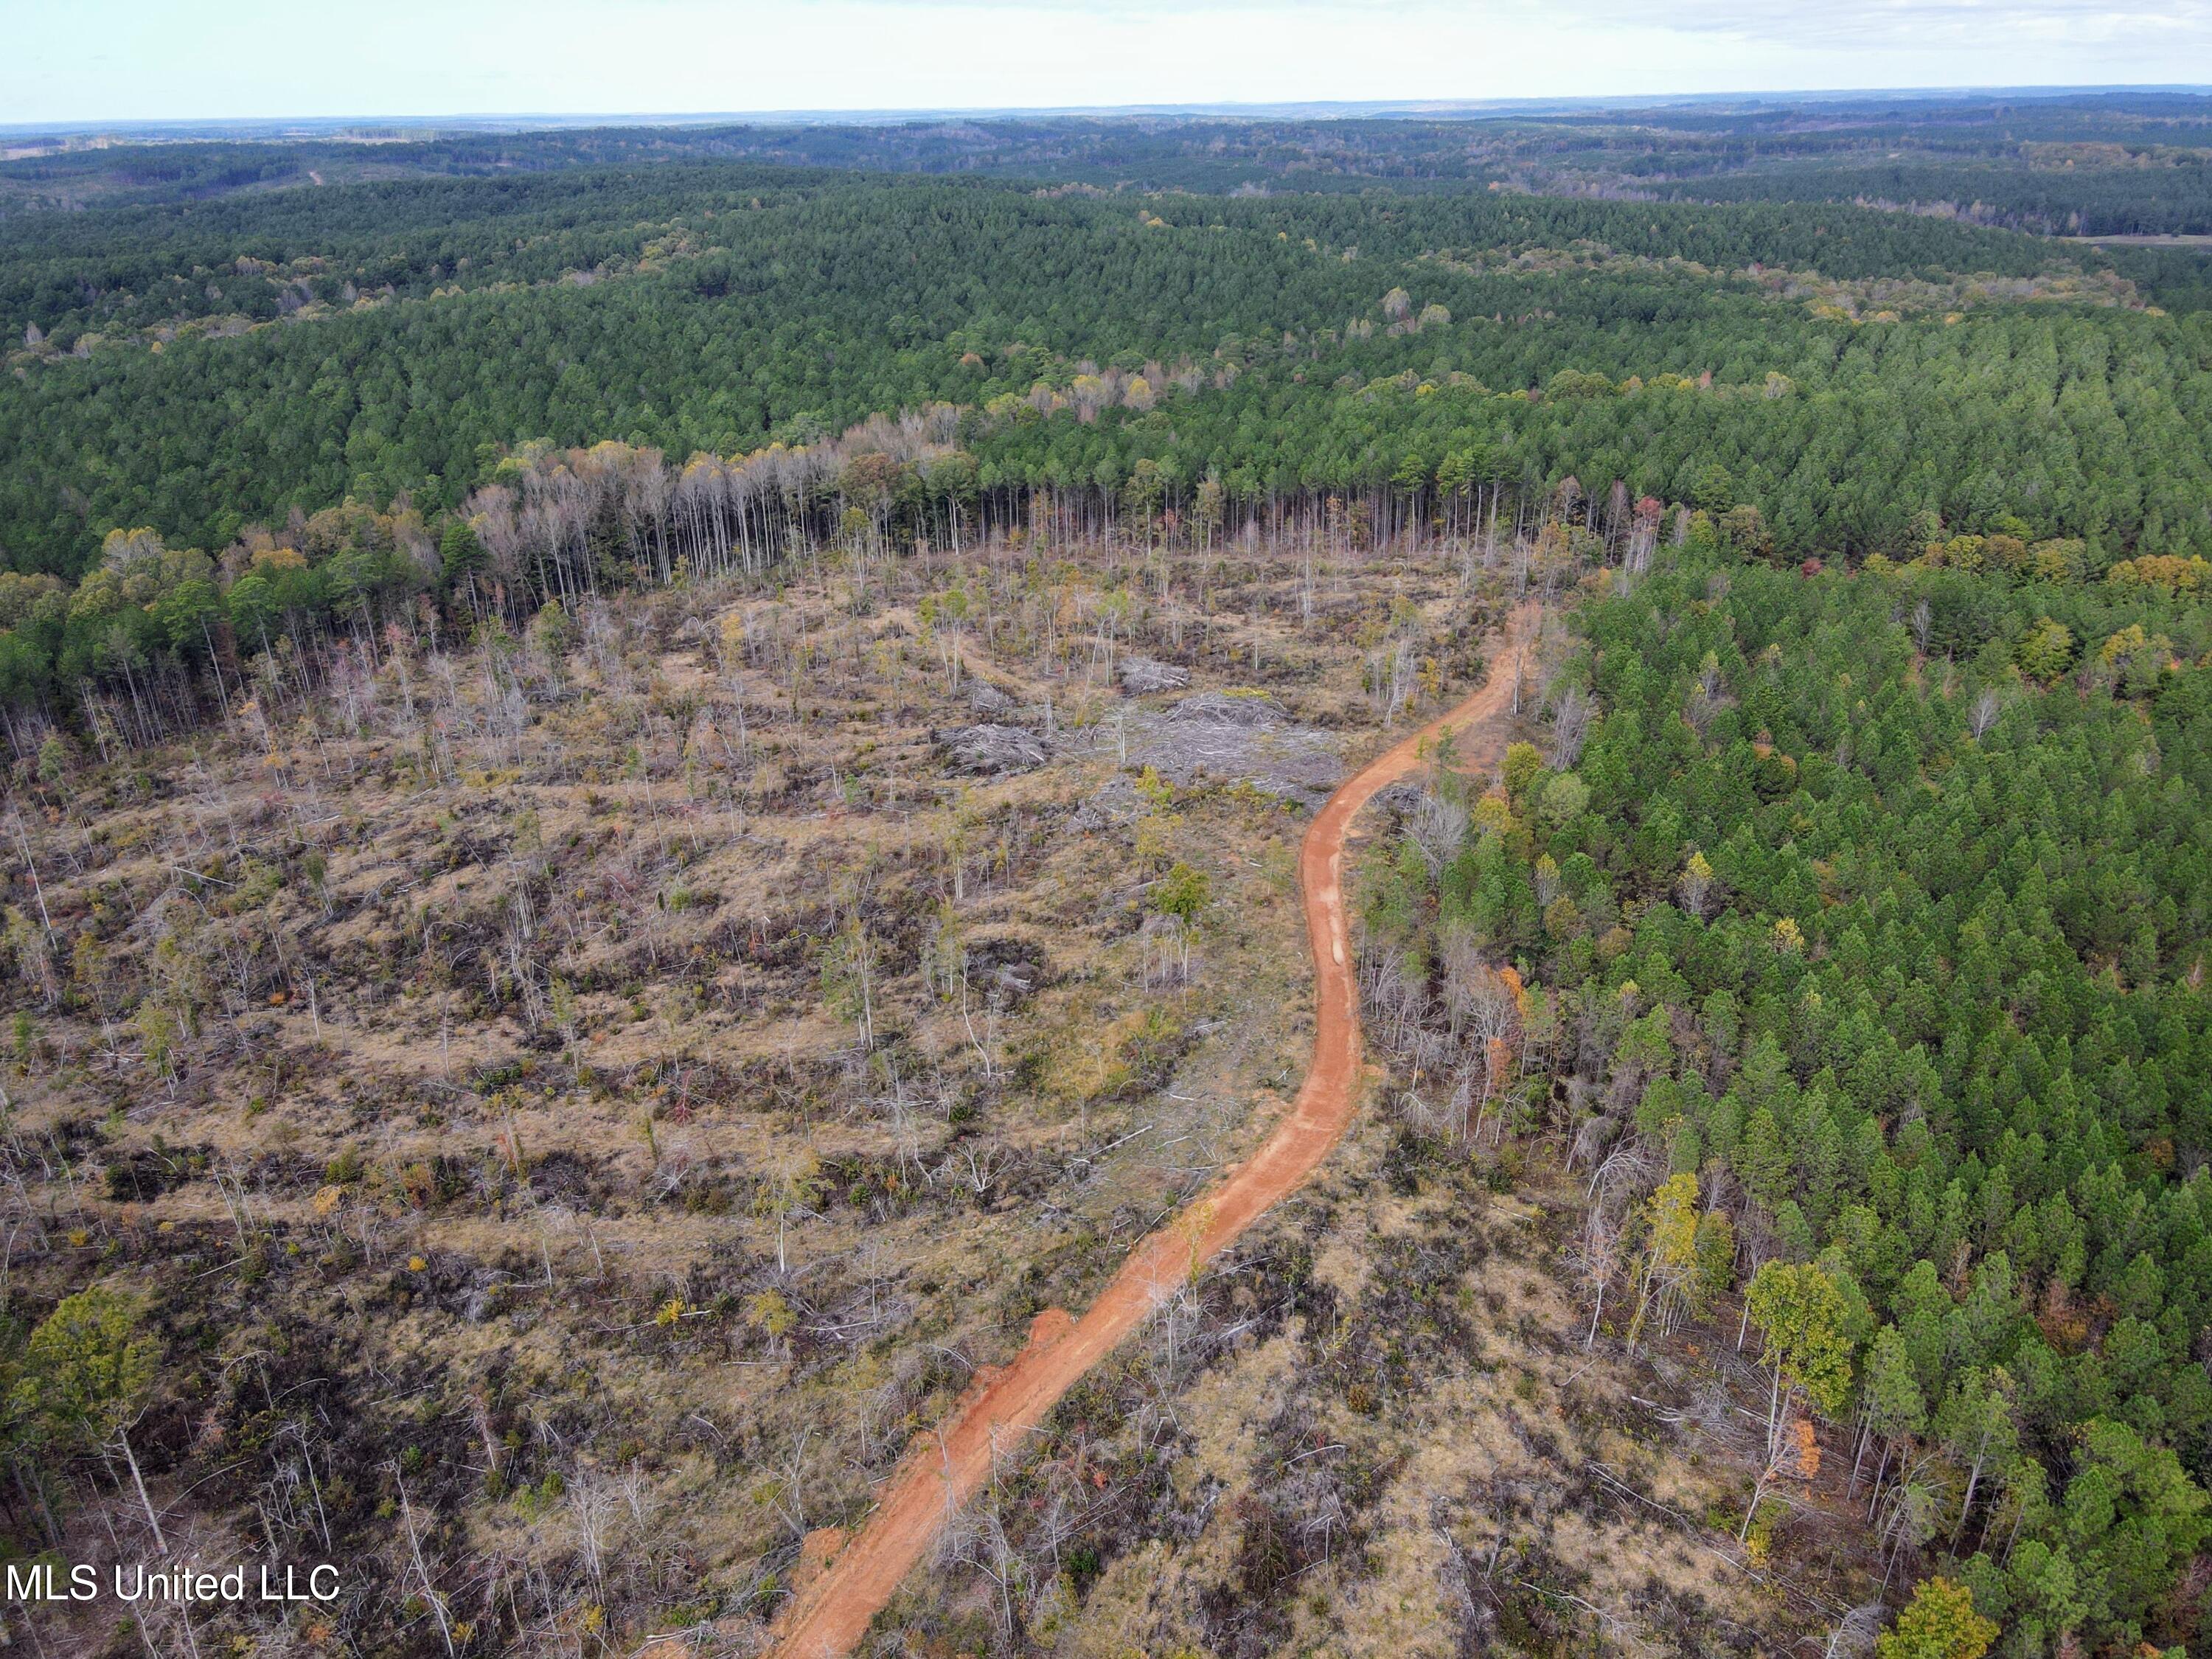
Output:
[771,603,1539,1658]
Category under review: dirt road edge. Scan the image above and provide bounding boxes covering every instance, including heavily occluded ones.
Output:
[770,602,1539,1658]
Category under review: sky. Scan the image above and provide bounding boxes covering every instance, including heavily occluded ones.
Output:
[4,0,2211,126]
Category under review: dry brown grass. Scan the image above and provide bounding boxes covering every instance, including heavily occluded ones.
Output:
[6,535,1508,1656]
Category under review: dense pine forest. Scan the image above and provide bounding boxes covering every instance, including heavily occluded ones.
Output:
[1362,540,2212,1653]
[3,155,2209,737]
[5,93,2212,1659]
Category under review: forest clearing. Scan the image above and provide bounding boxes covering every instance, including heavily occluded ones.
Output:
[773,605,1538,1656]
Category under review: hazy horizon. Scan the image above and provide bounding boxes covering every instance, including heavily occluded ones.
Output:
[10,83,2212,142]
[10,0,2212,128]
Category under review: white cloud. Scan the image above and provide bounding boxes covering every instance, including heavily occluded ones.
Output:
[1570,0,2212,47]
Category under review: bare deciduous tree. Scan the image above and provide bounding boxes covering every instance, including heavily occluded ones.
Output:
[1548,683,1593,770]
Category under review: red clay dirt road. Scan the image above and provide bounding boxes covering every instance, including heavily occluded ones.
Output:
[771,603,1540,1658]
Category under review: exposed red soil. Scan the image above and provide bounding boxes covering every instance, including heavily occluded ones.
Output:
[771,604,1540,1658]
